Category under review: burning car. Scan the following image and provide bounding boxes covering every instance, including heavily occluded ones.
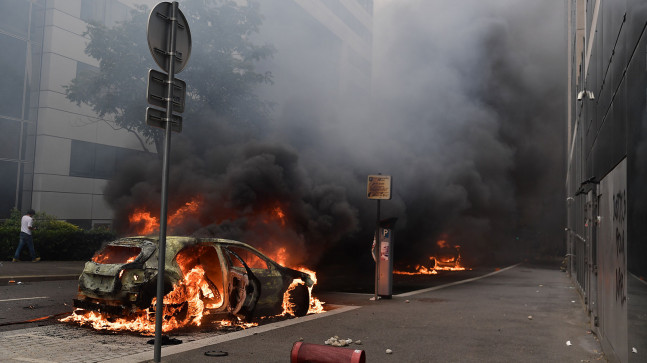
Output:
[73,236,315,327]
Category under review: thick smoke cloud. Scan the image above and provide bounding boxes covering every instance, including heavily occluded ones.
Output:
[105,0,566,269]
[365,0,566,265]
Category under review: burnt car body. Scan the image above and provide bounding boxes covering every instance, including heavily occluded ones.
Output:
[73,236,314,320]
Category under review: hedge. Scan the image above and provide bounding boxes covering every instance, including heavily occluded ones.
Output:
[1,227,117,261]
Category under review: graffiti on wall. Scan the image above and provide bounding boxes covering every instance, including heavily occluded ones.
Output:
[613,189,627,306]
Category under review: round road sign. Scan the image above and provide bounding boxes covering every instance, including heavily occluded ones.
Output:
[147,2,192,74]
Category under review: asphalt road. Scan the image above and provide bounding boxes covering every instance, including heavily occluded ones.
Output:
[0,263,499,332]
[0,279,77,332]
[0,263,607,363]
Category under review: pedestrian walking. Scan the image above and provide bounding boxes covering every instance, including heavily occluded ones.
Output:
[12,209,40,262]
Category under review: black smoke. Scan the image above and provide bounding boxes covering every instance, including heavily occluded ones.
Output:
[105,0,566,270]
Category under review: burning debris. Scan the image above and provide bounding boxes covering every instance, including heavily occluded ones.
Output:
[394,240,468,275]
[62,236,325,335]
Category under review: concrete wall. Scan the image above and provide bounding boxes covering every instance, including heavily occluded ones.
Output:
[566,1,647,362]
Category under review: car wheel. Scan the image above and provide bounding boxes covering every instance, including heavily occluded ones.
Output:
[288,284,309,317]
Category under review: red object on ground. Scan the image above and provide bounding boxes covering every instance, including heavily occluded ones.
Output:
[291,342,366,363]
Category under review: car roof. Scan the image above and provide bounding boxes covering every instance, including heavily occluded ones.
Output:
[111,236,272,261]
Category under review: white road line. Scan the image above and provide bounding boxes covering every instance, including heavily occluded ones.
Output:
[11,358,54,363]
[395,263,522,297]
[630,272,647,286]
[0,296,49,303]
[0,274,79,279]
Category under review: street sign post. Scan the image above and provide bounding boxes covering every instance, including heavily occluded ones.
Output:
[146,2,191,362]
[367,174,392,301]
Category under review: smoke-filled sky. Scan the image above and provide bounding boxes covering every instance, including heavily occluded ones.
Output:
[108,0,566,269]
[366,0,567,265]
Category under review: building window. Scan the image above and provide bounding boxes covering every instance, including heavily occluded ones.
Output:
[0,160,19,218]
[0,118,21,160]
[0,33,27,119]
[81,0,131,27]
[70,140,145,179]
[80,0,106,24]
[322,0,372,42]
[0,0,30,38]
[76,61,99,78]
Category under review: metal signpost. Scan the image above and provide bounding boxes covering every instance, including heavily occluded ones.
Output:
[367,174,392,301]
[146,2,191,362]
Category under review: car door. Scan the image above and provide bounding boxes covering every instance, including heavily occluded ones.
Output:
[222,247,261,319]
[223,244,286,316]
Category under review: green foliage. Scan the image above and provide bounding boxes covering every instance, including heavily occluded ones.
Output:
[64,0,274,152]
[2,208,22,228]
[0,227,116,261]
[32,211,81,232]
[3,208,81,231]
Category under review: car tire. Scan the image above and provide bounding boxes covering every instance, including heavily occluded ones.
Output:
[288,284,309,317]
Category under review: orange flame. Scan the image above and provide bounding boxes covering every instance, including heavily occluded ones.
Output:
[394,240,468,275]
[129,210,158,235]
[436,240,449,248]
[61,265,224,334]
[168,198,202,226]
[280,267,325,316]
[298,267,325,314]
[273,206,286,226]
[128,197,202,235]
[272,247,288,266]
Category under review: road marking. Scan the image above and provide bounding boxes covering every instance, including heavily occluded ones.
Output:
[395,263,522,297]
[11,358,53,363]
[0,274,79,279]
[104,305,361,363]
[630,272,647,286]
[0,296,49,303]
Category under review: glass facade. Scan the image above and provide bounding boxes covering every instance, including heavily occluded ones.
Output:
[0,0,44,218]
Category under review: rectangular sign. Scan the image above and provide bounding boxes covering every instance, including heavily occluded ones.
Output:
[146,107,182,133]
[367,175,392,200]
[146,69,186,113]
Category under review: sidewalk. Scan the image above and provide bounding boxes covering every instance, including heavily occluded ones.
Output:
[115,264,605,363]
[0,260,86,284]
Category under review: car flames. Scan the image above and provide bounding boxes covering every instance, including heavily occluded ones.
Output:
[61,199,325,335]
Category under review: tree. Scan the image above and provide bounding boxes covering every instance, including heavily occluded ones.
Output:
[65,0,274,153]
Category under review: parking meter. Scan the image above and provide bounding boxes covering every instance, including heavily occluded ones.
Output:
[376,217,397,298]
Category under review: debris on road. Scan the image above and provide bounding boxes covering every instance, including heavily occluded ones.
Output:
[386,348,393,354]
[566,340,572,346]
[527,315,533,320]
[325,336,354,347]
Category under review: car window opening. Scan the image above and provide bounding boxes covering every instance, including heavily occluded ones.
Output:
[91,245,141,264]
[226,246,270,270]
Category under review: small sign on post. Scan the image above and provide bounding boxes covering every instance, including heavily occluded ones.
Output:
[147,69,186,113]
[367,175,392,200]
